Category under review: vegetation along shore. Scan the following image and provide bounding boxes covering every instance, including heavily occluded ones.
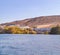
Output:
[0,15,60,34]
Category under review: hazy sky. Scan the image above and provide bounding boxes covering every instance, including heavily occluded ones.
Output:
[0,0,60,23]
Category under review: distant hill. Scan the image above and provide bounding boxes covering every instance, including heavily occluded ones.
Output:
[1,15,60,28]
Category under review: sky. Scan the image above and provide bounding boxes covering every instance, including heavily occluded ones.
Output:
[0,0,60,24]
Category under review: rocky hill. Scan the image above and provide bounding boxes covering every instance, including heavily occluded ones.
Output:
[1,15,60,28]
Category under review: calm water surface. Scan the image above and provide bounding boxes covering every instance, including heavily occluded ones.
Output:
[0,34,60,55]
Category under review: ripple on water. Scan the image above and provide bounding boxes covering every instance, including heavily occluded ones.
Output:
[0,34,60,55]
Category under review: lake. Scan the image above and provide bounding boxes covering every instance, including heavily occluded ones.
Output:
[0,34,60,55]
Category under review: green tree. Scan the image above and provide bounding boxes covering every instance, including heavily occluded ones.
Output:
[49,25,60,34]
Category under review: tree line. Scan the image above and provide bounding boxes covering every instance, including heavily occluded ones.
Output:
[0,25,60,34]
[0,26,36,34]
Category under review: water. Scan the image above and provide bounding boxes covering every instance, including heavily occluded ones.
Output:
[0,34,60,55]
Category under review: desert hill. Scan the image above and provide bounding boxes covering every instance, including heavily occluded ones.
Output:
[1,15,60,28]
